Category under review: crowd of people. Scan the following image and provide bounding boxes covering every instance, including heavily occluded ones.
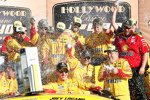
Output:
[0,3,150,100]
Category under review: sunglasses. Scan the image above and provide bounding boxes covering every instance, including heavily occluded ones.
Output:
[58,70,68,73]
[84,56,91,60]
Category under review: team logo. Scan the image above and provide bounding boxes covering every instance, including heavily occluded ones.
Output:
[122,44,129,51]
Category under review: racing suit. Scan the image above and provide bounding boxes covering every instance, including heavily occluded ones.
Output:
[114,33,149,100]
[69,61,94,83]
[1,35,30,62]
[43,78,97,94]
[71,31,85,59]
[8,78,18,94]
[35,32,75,84]
[85,32,113,66]
[98,58,132,100]
[0,72,9,95]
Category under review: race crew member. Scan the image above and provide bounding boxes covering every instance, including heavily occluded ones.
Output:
[43,62,101,94]
[114,19,149,100]
[68,50,94,83]
[5,66,18,96]
[1,21,31,62]
[0,67,9,96]
[48,22,75,67]
[98,45,132,100]
[70,17,85,59]
[30,19,55,84]
[85,18,113,66]
[42,22,75,84]
[112,3,142,35]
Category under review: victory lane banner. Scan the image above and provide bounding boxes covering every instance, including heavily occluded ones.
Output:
[53,1,131,36]
[0,6,31,45]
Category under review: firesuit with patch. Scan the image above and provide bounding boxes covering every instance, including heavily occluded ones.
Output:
[0,72,9,95]
[43,78,97,94]
[8,78,18,94]
[98,58,132,100]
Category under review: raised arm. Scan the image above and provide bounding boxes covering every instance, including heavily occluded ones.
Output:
[112,5,119,31]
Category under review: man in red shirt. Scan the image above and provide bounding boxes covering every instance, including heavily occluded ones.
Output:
[114,19,149,100]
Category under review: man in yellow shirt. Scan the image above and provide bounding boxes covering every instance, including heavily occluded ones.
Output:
[98,45,132,100]
[2,21,31,62]
[43,62,101,94]
[42,22,75,84]
[0,67,9,96]
[70,17,85,58]
[85,18,113,66]
[69,50,94,83]
[5,66,18,96]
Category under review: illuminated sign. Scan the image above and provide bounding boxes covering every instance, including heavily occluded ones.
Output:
[0,6,31,44]
[53,1,131,35]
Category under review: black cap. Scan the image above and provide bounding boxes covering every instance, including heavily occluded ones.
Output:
[122,19,137,28]
[56,62,68,71]
[80,50,91,58]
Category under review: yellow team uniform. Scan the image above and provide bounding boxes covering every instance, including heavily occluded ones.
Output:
[6,39,22,62]
[43,79,96,94]
[98,58,132,100]
[94,66,104,89]
[85,32,113,65]
[8,78,18,94]
[0,72,9,95]
[31,33,53,84]
[66,57,95,84]
[36,32,75,84]
[71,31,85,59]
[48,33,74,66]
[5,35,31,62]
[71,31,85,45]
[31,33,51,69]
[31,32,39,45]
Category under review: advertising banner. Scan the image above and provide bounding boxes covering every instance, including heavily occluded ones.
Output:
[53,1,131,35]
[0,6,31,45]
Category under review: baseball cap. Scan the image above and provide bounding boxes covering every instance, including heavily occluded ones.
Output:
[16,26,26,33]
[93,18,103,26]
[56,62,68,72]
[123,18,137,28]
[37,19,49,29]
[56,22,66,30]
[13,21,22,28]
[104,45,118,52]
[73,17,82,27]
[47,26,54,33]
[80,50,91,58]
